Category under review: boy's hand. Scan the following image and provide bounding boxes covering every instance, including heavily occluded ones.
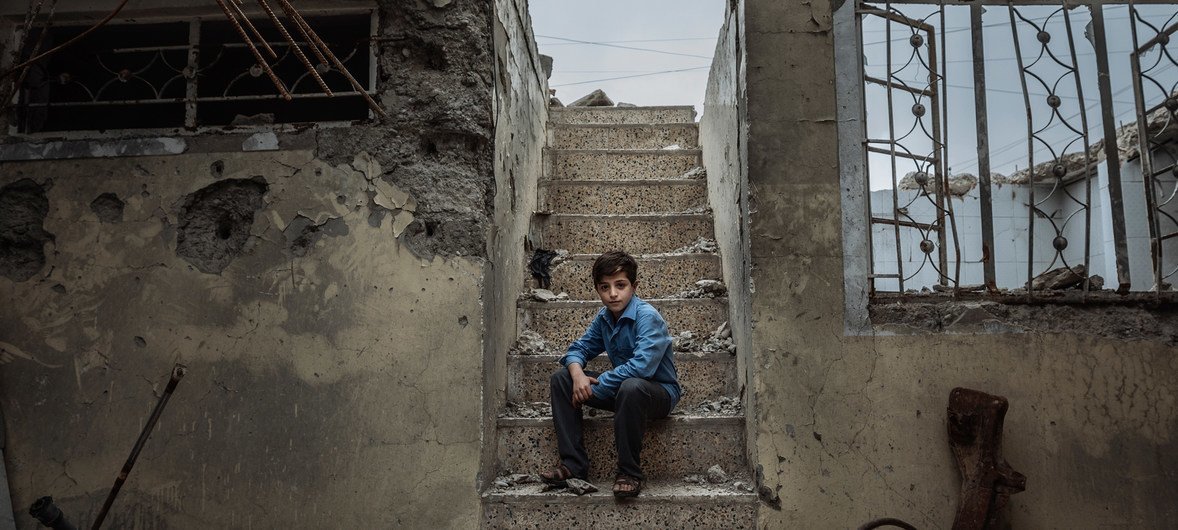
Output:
[567,364,598,407]
[572,374,598,407]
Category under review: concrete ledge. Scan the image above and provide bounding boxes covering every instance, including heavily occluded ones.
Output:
[531,253,722,300]
[507,351,737,407]
[521,298,728,345]
[482,479,756,529]
[539,214,714,255]
[547,149,702,181]
[549,106,697,125]
[496,415,746,480]
[552,124,700,150]
[542,179,707,215]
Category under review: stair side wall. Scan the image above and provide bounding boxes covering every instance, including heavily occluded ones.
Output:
[737,1,1178,528]
[483,0,551,496]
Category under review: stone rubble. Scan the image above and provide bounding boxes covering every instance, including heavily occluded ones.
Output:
[616,102,637,108]
[706,465,730,484]
[680,167,707,180]
[493,473,541,488]
[1031,264,1086,291]
[565,478,598,495]
[674,279,728,299]
[569,89,613,107]
[527,288,569,302]
[501,401,552,418]
[548,249,571,267]
[673,237,719,254]
[508,330,551,356]
[686,396,743,416]
[672,320,734,354]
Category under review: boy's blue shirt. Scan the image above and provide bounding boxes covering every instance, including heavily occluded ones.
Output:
[558,295,681,407]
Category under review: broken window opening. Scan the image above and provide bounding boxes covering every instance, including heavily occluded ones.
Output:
[11,11,374,134]
[842,1,1178,304]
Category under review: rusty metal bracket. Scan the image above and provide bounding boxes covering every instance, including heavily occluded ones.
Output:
[947,387,1026,530]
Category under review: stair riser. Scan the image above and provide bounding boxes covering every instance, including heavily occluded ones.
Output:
[552,126,699,150]
[497,419,745,480]
[548,151,701,181]
[549,107,696,125]
[530,256,722,300]
[508,354,737,408]
[521,300,727,346]
[542,182,707,215]
[540,216,712,255]
[483,500,755,529]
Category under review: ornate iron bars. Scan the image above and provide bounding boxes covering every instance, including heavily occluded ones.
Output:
[14,12,376,133]
[856,1,1178,299]
[1128,6,1178,295]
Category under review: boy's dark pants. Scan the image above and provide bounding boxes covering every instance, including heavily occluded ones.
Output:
[549,369,673,480]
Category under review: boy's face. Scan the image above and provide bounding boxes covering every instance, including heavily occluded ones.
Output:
[595,270,636,319]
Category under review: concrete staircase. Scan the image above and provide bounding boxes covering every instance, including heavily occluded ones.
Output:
[482,106,757,528]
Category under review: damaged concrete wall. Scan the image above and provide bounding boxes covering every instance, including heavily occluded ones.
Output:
[738,0,1178,527]
[482,0,548,490]
[699,1,755,482]
[0,0,503,527]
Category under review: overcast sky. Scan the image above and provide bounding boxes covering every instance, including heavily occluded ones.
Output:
[528,0,725,113]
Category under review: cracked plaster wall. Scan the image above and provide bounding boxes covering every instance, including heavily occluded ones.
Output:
[738,0,1178,528]
[0,0,505,527]
[480,0,548,493]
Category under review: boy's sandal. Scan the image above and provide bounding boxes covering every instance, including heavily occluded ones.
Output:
[612,474,642,498]
[539,464,576,486]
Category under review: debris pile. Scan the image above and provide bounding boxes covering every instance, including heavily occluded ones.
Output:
[492,473,540,488]
[500,401,552,418]
[691,396,742,415]
[1030,264,1104,291]
[681,465,754,492]
[674,321,735,354]
[508,330,550,356]
[674,279,728,299]
[680,167,707,180]
[673,237,719,254]
[526,288,570,302]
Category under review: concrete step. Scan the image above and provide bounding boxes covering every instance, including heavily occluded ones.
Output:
[547,149,702,182]
[482,479,757,529]
[507,352,737,408]
[551,124,699,150]
[548,105,697,125]
[541,179,707,215]
[531,253,721,300]
[538,214,713,255]
[496,415,745,481]
[520,298,727,346]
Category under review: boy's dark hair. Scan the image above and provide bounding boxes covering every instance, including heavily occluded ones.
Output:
[592,251,638,284]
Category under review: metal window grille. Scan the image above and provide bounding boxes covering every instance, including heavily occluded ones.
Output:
[851,1,1178,302]
[12,12,374,134]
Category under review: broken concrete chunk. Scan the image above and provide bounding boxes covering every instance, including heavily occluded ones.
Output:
[1030,264,1086,291]
[529,288,569,302]
[695,279,727,296]
[565,478,598,495]
[674,237,718,254]
[569,89,613,107]
[683,474,706,485]
[509,330,549,355]
[732,481,754,492]
[681,166,707,180]
[616,102,637,108]
[714,321,731,340]
[706,465,729,484]
[549,97,564,108]
[1089,275,1105,291]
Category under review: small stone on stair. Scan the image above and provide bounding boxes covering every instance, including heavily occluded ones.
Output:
[569,89,614,107]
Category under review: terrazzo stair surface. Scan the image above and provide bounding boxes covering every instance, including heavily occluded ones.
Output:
[534,253,722,300]
[548,105,696,124]
[483,480,756,529]
[482,105,754,527]
[507,351,738,407]
[520,298,728,346]
[497,415,745,480]
[551,123,700,150]
[547,149,702,181]
[542,179,708,215]
[539,214,714,255]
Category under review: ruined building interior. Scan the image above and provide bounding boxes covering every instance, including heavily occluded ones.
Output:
[0,0,1176,528]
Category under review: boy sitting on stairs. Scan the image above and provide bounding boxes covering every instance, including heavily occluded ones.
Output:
[540,250,682,498]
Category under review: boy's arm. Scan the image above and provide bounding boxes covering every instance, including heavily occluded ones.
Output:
[592,309,671,400]
[558,311,606,369]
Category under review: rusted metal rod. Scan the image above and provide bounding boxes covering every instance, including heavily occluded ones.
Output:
[90,364,187,530]
[228,0,277,59]
[257,0,331,95]
[215,0,290,101]
[275,0,385,116]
